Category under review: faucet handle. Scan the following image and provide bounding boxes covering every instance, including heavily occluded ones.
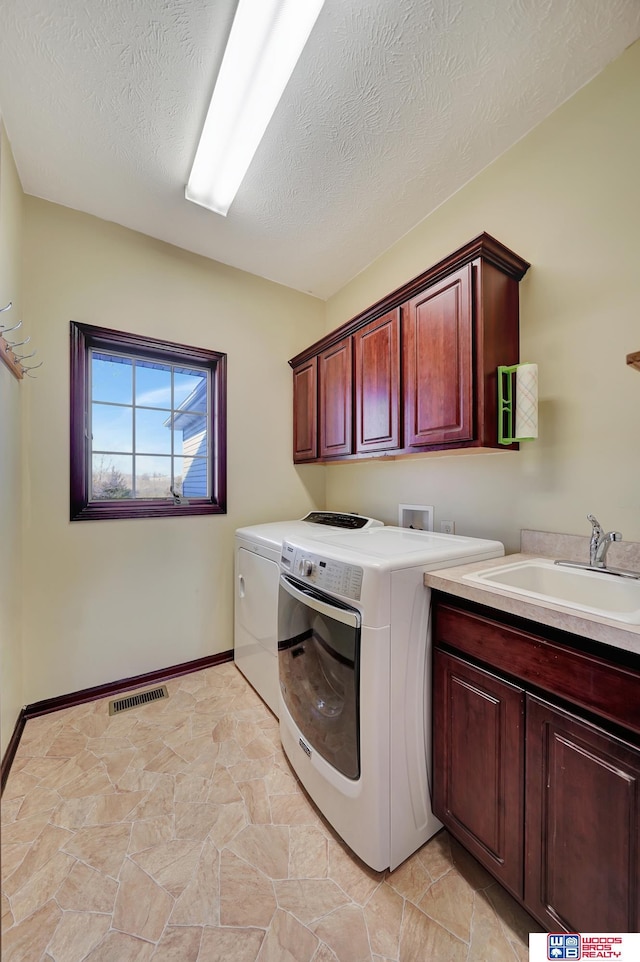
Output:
[587,514,602,536]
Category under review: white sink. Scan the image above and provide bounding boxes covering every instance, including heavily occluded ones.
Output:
[464,558,640,625]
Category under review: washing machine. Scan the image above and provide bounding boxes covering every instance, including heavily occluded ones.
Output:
[234,511,382,715]
[277,525,504,870]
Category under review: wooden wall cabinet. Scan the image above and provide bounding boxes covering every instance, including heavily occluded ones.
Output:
[289,233,529,462]
[432,595,640,933]
[292,358,317,463]
[354,309,401,453]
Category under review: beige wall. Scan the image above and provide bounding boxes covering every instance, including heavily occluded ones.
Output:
[21,200,325,704]
[0,125,25,755]
[325,40,640,553]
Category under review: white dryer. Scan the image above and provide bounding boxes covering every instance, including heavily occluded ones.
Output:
[277,525,504,870]
[234,512,382,715]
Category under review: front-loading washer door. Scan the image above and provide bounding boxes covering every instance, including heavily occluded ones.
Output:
[278,576,361,779]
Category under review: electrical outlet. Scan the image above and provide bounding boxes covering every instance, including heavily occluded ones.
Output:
[440,520,455,535]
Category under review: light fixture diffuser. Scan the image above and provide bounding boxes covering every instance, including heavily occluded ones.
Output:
[186,0,325,217]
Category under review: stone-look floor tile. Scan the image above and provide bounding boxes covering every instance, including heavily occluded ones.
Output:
[207,767,243,804]
[1,842,31,880]
[484,883,542,945]
[198,925,265,962]
[175,773,210,807]
[363,881,404,958]
[3,824,72,897]
[399,901,467,962]
[101,749,136,782]
[417,868,475,942]
[238,779,272,824]
[265,765,298,795]
[45,730,89,757]
[1,665,541,962]
[328,839,383,906]
[2,771,40,802]
[129,815,174,853]
[63,822,132,877]
[0,898,62,962]
[170,838,219,926]
[87,735,134,755]
[84,790,148,825]
[1,890,14,932]
[113,857,174,941]
[229,824,290,879]
[257,908,319,962]
[83,930,156,961]
[49,796,95,830]
[15,786,61,820]
[219,850,276,927]
[449,835,495,891]
[57,766,113,799]
[310,903,372,962]
[1,813,50,845]
[312,944,340,962]
[1,796,23,823]
[55,861,118,913]
[415,829,453,881]
[151,924,203,961]
[289,825,329,879]
[11,850,76,924]
[229,756,275,782]
[175,801,223,841]
[131,838,202,898]
[275,878,349,924]
[468,890,523,962]
[46,910,111,962]
[270,792,318,826]
[206,800,247,849]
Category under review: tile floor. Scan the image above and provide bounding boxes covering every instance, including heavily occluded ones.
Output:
[1,662,540,961]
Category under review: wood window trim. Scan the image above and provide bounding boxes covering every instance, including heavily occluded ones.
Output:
[70,321,227,521]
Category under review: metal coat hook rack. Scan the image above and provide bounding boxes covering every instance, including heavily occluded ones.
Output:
[0,301,42,380]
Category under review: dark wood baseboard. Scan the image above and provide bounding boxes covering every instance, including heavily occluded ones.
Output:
[1,649,234,794]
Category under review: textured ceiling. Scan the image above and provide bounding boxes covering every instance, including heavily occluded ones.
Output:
[0,0,639,299]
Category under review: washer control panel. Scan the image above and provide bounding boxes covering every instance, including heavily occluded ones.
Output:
[281,541,363,601]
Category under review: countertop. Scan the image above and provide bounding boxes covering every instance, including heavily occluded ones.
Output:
[424,529,640,657]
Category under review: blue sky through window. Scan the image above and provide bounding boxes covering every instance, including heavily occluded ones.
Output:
[90,351,208,499]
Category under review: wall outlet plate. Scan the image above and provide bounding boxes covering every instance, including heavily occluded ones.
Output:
[398,503,434,531]
[440,520,455,535]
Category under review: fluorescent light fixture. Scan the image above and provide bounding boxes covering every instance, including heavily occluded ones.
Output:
[186,0,325,217]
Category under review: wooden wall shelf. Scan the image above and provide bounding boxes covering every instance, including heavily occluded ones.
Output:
[627,351,640,371]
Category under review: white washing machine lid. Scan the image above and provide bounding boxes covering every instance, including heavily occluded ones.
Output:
[283,525,504,571]
[235,511,383,552]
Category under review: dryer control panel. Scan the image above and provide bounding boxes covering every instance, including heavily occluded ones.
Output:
[281,541,363,601]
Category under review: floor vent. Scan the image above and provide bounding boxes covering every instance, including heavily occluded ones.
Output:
[108,685,168,716]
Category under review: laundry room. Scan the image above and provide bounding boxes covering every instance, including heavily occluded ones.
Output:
[1,2,640,959]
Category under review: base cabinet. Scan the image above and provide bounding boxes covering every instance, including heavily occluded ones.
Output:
[433,595,640,933]
[525,696,640,933]
[433,651,524,897]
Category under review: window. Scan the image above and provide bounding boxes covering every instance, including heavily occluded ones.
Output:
[70,322,226,521]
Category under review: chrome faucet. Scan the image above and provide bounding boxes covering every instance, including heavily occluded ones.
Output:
[587,514,622,568]
[555,514,638,579]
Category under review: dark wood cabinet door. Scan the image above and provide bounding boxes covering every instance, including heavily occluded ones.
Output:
[354,309,400,453]
[433,649,525,897]
[292,359,317,462]
[525,696,640,933]
[319,338,352,458]
[403,265,473,447]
